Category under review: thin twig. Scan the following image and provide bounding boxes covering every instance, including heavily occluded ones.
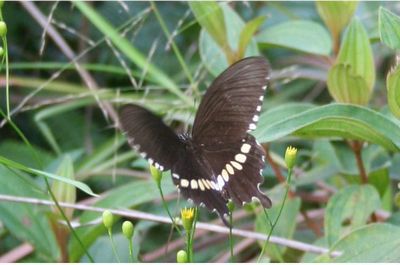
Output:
[0,194,342,257]
[20,1,118,123]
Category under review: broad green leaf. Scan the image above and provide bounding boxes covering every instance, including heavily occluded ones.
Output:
[331,223,400,262]
[255,198,301,260]
[316,1,358,40]
[51,156,76,219]
[237,16,266,59]
[0,155,97,197]
[254,103,400,152]
[327,64,371,105]
[324,185,380,247]
[199,3,259,76]
[74,1,191,105]
[379,7,400,50]
[368,168,392,211]
[257,20,332,55]
[189,2,228,52]
[387,64,400,118]
[0,165,60,261]
[336,19,375,90]
[69,177,175,261]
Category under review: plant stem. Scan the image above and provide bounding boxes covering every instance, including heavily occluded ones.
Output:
[157,184,181,234]
[108,230,121,263]
[229,212,234,262]
[257,168,293,262]
[349,140,368,184]
[128,238,134,262]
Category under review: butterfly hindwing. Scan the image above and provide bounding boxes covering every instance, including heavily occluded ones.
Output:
[202,134,271,208]
[119,104,184,171]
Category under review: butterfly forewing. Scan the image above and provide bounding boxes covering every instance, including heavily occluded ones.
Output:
[119,104,184,171]
[192,57,270,145]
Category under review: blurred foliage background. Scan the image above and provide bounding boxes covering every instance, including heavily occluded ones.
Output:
[1,1,400,263]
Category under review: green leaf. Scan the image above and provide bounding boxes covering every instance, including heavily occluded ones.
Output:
[237,16,266,59]
[324,185,380,247]
[379,7,400,50]
[254,103,400,151]
[387,64,400,118]
[74,1,191,105]
[331,223,400,262]
[0,165,60,261]
[316,1,358,40]
[189,2,228,51]
[69,177,175,261]
[255,198,301,260]
[199,3,259,76]
[336,19,375,90]
[0,155,97,197]
[51,155,76,219]
[327,64,371,105]
[368,168,392,211]
[257,20,332,55]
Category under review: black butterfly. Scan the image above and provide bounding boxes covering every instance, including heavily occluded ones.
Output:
[119,56,272,225]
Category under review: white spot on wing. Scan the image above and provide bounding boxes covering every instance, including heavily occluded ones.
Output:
[262,85,267,90]
[241,143,251,154]
[249,123,256,130]
[198,179,205,191]
[172,173,180,179]
[259,95,264,101]
[180,179,189,187]
[226,164,234,175]
[231,161,243,170]
[256,105,261,111]
[235,154,247,163]
[191,179,198,189]
[217,175,225,189]
[253,115,259,122]
[221,169,229,181]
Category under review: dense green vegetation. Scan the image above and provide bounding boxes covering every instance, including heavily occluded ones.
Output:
[1,1,400,263]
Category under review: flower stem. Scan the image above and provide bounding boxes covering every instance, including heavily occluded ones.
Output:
[257,168,293,262]
[229,212,234,262]
[108,230,121,263]
[128,237,134,262]
[157,184,181,234]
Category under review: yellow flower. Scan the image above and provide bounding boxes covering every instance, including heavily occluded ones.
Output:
[181,207,195,232]
[285,146,297,169]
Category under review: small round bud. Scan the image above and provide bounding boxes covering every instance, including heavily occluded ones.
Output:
[0,47,3,57]
[181,207,195,232]
[122,221,134,239]
[177,249,188,263]
[227,200,235,212]
[285,146,297,169]
[102,210,114,230]
[0,21,7,37]
[149,164,162,185]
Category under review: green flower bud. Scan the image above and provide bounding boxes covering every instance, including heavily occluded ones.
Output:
[285,146,297,169]
[395,192,400,208]
[0,21,6,37]
[102,210,114,230]
[122,221,134,239]
[181,207,195,232]
[177,249,188,263]
[227,200,235,212]
[149,164,162,186]
[0,47,4,57]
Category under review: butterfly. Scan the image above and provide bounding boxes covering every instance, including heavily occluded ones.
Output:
[119,56,272,225]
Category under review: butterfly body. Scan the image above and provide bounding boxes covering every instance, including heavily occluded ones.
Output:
[119,56,272,224]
